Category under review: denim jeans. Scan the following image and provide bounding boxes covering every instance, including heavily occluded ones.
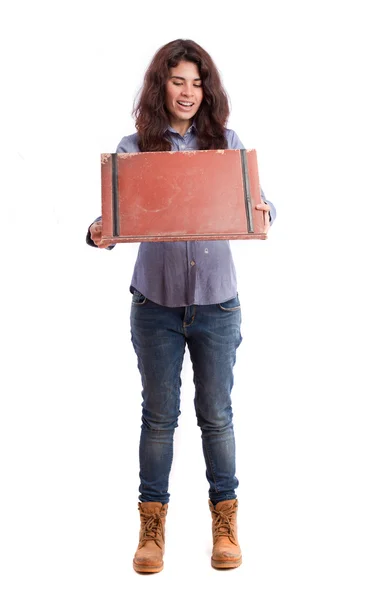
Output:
[130,291,243,505]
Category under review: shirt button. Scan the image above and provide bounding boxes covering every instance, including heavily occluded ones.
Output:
[180,144,185,150]
[190,260,196,266]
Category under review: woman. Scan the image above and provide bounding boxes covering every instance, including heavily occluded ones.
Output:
[87,39,276,573]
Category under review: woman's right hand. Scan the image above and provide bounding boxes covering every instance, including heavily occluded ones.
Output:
[89,221,111,249]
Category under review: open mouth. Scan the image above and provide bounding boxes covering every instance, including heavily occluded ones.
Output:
[177,101,194,108]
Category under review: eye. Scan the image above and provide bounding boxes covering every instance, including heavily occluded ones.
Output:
[172,81,183,86]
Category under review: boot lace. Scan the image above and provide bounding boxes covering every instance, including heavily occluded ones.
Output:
[212,506,237,545]
[139,510,165,549]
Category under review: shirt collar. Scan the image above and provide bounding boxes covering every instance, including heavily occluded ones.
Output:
[165,121,197,136]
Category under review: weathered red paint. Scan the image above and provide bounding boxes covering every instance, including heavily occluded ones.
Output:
[101,149,267,243]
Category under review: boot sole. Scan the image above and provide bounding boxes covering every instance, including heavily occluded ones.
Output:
[211,556,242,569]
[133,561,163,574]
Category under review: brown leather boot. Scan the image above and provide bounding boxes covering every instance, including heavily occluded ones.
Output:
[209,499,242,569]
[133,502,168,573]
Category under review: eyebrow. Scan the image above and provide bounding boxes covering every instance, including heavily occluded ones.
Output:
[169,75,202,81]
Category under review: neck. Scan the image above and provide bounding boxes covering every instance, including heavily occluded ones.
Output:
[169,119,192,137]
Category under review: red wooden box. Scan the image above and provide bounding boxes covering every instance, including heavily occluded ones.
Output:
[100,148,267,243]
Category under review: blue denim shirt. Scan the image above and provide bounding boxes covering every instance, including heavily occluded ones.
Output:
[87,126,276,307]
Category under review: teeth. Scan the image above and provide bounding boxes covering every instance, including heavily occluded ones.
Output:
[178,101,193,106]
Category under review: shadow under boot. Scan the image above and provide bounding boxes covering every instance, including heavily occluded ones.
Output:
[209,499,242,569]
[133,502,168,573]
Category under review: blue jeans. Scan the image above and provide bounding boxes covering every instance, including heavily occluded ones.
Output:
[130,291,243,505]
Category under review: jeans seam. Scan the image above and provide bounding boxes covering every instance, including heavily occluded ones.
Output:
[218,305,241,312]
[203,438,218,494]
[183,304,196,328]
[132,297,148,306]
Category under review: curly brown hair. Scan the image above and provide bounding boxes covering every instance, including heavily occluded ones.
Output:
[133,39,230,152]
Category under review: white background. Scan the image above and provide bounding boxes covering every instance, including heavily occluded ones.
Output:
[1,0,368,597]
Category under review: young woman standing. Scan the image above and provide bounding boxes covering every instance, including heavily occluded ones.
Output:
[87,38,276,573]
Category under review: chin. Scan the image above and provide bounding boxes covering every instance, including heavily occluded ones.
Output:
[176,110,196,121]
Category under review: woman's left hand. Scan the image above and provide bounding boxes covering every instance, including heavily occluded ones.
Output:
[255,202,271,234]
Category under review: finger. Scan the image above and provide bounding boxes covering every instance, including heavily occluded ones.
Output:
[255,203,270,211]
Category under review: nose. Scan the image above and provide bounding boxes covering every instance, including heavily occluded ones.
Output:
[181,83,194,97]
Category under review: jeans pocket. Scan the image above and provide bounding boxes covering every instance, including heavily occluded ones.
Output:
[132,290,148,306]
[218,294,241,312]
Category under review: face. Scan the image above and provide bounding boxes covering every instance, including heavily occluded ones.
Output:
[164,60,203,134]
